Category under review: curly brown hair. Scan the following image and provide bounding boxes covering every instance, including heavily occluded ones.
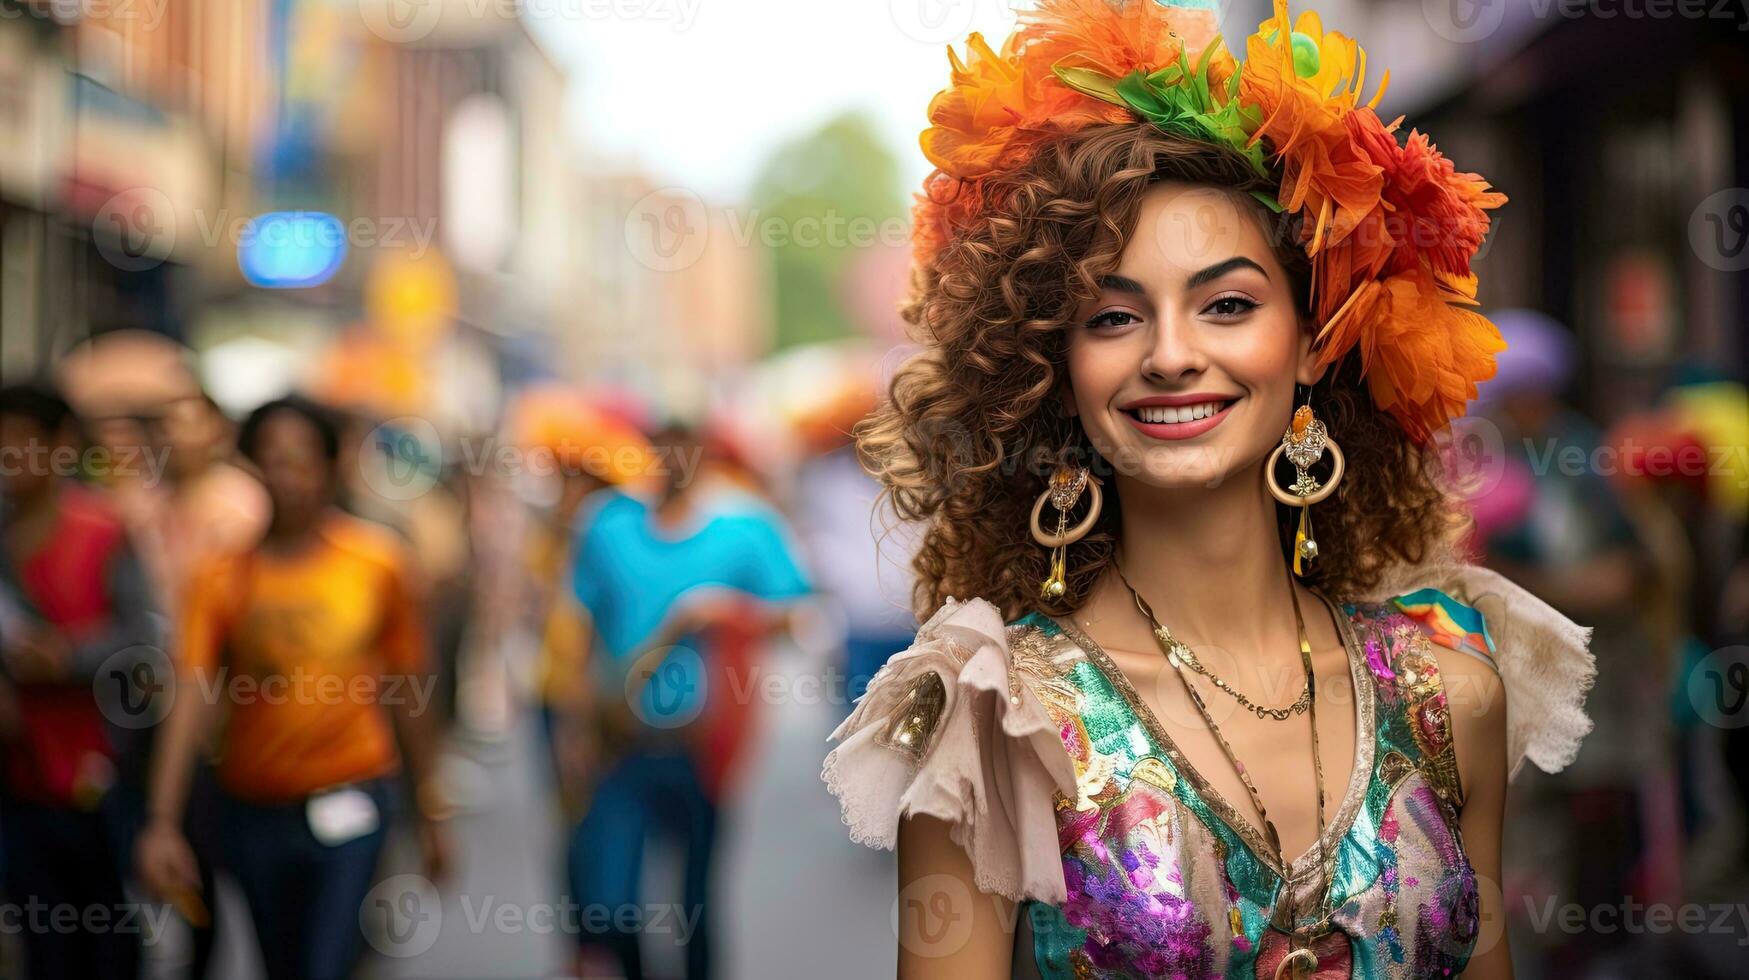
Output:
[856,122,1468,623]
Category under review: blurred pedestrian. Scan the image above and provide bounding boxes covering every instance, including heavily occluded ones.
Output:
[502,387,654,817]
[137,392,270,613]
[532,456,613,819]
[790,440,918,719]
[0,381,157,980]
[560,423,811,980]
[340,411,473,735]
[134,395,451,980]
[120,390,270,978]
[1470,309,1668,970]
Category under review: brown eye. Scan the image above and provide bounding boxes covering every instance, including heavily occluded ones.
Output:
[1205,296,1259,318]
[1086,310,1138,329]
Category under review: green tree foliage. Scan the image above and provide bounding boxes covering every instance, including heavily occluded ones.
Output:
[750,111,904,350]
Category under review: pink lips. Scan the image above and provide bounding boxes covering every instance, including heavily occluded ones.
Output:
[1120,397,1239,441]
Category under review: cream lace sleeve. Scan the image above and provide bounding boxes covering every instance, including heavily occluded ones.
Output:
[1373,561,1598,780]
[820,597,1078,904]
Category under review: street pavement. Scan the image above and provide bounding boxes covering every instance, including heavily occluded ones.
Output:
[138,640,892,980]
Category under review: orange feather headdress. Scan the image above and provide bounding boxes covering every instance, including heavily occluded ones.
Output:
[912,0,1507,443]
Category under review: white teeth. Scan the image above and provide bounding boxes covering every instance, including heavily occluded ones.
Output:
[1134,401,1227,424]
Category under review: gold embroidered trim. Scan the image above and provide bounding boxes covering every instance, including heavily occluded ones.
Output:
[874,670,947,763]
[1378,749,1417,794]
[1131,755,1177,794]
[1392,630,1464,809]
[1005,623,1086,722]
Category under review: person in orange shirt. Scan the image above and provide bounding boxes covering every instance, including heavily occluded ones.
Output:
[135,396,450,980]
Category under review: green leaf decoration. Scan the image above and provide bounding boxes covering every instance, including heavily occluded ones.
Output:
[1053,65,1125,107]
[1095,36,1272,182]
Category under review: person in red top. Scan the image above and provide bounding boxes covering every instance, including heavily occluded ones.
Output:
[0,382,158,980]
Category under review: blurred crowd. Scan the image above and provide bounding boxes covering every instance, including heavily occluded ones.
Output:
[1457,312,1749,977]
[0,327,917,979]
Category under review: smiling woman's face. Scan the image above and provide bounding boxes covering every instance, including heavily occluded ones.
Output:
[1065,182,1321,490]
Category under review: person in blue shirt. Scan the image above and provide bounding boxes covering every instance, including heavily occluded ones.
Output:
[559,423,810,980]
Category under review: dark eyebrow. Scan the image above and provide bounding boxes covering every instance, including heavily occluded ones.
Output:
[1095,258,1269,297]
[1095,274,1148,295]
[1186,256,1269,290]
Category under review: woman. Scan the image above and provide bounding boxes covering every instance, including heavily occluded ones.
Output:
[135,396,449,980]
[822,2,1596,977]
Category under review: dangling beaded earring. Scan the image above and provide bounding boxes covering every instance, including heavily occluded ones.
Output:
[1266,393,1345,577]
[1030,463,1103,600]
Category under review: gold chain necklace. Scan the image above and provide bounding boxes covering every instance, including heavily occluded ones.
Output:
[1119,567,1339,979]
[1170,642,1311,721]
[1110,569,1310,721]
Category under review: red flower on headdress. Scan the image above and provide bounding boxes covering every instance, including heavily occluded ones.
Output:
[1337,107,1506,289]
[1311,103,1509,439]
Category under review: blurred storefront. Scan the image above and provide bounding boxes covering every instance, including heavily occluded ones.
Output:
[1356,1,1748,417]
[0,9,68,373]
[0,3,223,371]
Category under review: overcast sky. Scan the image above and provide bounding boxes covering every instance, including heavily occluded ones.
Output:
[523,0,1030,204]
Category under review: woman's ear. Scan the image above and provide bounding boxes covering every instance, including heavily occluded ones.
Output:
[1294,314,1331,387]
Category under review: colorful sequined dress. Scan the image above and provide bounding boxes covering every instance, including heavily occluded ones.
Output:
[822,563,1595,979]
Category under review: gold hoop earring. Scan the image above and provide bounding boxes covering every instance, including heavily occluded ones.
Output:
[1266,404,1344,577]
[1030,465,1102,599]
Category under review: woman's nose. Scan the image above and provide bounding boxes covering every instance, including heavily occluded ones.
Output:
[1141,312,1207,381]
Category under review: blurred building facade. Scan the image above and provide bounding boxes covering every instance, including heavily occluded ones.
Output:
[0,0,779,430]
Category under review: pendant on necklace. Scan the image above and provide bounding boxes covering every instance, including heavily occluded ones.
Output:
[1255,926,1350,980]
[1274,947,1318,980]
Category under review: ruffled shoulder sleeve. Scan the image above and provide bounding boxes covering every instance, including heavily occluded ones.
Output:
[820,597,1082,904]
[1368,562,1597,781]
